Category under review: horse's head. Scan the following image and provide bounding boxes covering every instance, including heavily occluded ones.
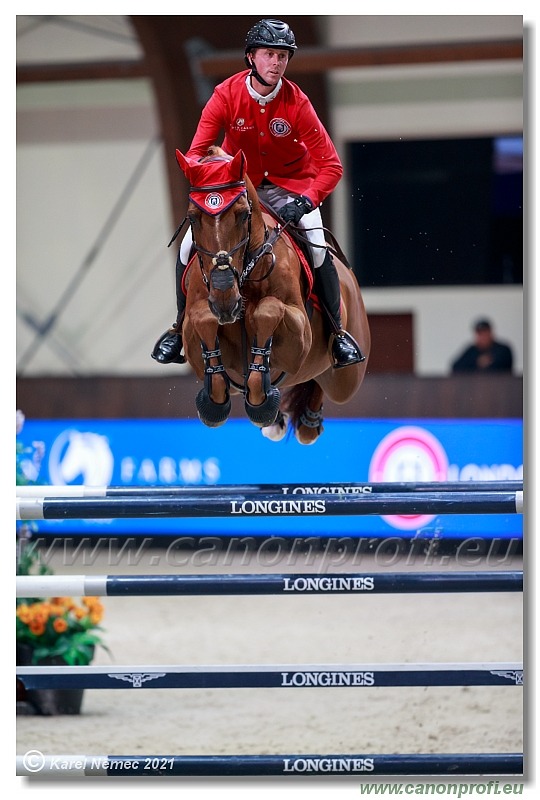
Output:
[176,147,252,325]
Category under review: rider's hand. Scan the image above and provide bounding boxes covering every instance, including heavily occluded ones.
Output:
[279,195,314,224]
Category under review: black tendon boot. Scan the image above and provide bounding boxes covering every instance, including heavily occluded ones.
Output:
[314,251,365,369]
[151,253,187,364]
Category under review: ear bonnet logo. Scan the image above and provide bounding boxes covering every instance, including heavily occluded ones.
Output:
[204,192,224,210]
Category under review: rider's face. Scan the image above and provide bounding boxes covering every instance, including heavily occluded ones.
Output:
[249,48,290,88]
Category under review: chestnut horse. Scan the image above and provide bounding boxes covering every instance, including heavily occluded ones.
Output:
[175,146,370,445]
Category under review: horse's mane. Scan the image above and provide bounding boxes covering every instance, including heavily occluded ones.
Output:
[204,145,230,161]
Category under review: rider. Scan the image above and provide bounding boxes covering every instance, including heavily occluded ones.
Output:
[152,18,364,369]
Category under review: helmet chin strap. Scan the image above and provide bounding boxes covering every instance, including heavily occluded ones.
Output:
[247,56,273,88]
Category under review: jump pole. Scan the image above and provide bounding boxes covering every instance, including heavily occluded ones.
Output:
[16,480,523,498]
[16,490,524,520]
[16,662,523,690]
[16,570,524,598]
[15,752,523,776]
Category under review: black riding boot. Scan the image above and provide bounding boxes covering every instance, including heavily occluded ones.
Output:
[314,251,365,369]
[151,253,187,364]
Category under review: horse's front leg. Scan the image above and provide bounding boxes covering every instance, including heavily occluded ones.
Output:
[243,297,309,428]
[184,301,231,427]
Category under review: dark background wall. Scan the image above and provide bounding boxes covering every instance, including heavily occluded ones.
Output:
[16,374,522,420]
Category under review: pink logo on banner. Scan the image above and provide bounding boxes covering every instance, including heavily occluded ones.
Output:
[368,426,449,530]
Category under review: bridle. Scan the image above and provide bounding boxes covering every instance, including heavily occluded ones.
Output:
[185,173,278,292]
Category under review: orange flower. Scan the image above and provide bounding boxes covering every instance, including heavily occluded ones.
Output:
[29,619,46,636]
[82,597,101,609]
[52,617,68,633]
[31,606,50,624]
[89,610,103,625]
[17,605,31,623]
[74,607,86,620]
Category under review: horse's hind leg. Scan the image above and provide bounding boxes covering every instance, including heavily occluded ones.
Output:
[295,383,324,445]
[283,381,325,446]
[261,410,290,442]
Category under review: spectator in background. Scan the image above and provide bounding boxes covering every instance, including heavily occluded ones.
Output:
[451,319,514,373]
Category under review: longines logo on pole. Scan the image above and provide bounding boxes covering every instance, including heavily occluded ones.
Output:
[230,498,326,515]
[282,576,375,592]
[282,757,375,773]
[280,671,375,687]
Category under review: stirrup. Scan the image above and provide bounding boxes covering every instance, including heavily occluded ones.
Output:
[330,330,365,369]
[151,327,186,364]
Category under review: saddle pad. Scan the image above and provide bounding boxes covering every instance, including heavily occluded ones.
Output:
[260,206,319,310]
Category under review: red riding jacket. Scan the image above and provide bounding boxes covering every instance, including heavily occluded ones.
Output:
[186,71,343,209]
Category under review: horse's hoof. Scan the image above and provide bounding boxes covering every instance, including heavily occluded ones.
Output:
[261,411,290,442]
[295,407,324,445]
[195,388,231,428]
[295,427,322,445]
[245,386,281,428]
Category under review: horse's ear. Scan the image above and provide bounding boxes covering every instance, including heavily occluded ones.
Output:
[231,150,247,180]
[175,149,192,177]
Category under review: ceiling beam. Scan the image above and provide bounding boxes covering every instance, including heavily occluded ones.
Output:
[16,59,148,84]
[15,38,522,86]
[199,38,523,77]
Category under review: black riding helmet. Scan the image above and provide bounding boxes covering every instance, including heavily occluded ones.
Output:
[244,19,297,86]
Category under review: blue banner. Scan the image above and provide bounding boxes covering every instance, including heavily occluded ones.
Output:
[18,418,523,540]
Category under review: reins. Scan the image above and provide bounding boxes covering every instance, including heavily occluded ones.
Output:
[283,222,352,270]
[167,185,282,289]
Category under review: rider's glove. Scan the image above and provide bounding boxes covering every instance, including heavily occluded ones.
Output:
[279,195,314,224]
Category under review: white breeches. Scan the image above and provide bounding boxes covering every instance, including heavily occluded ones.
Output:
[180,184,327,268]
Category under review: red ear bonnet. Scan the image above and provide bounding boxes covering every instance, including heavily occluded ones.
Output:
[175,149,247,215]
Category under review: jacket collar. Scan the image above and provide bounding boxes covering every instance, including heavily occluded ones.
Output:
[245,74,282,105]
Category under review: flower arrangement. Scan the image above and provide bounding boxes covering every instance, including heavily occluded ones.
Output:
[16,596,107,666]
[16,409,45,486]
[16,410,109,668]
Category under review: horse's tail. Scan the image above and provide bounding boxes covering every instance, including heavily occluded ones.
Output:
[281,380,318,431]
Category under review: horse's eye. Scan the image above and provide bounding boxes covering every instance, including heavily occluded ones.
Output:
[238,209,250,224]
[188,212,200,227]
